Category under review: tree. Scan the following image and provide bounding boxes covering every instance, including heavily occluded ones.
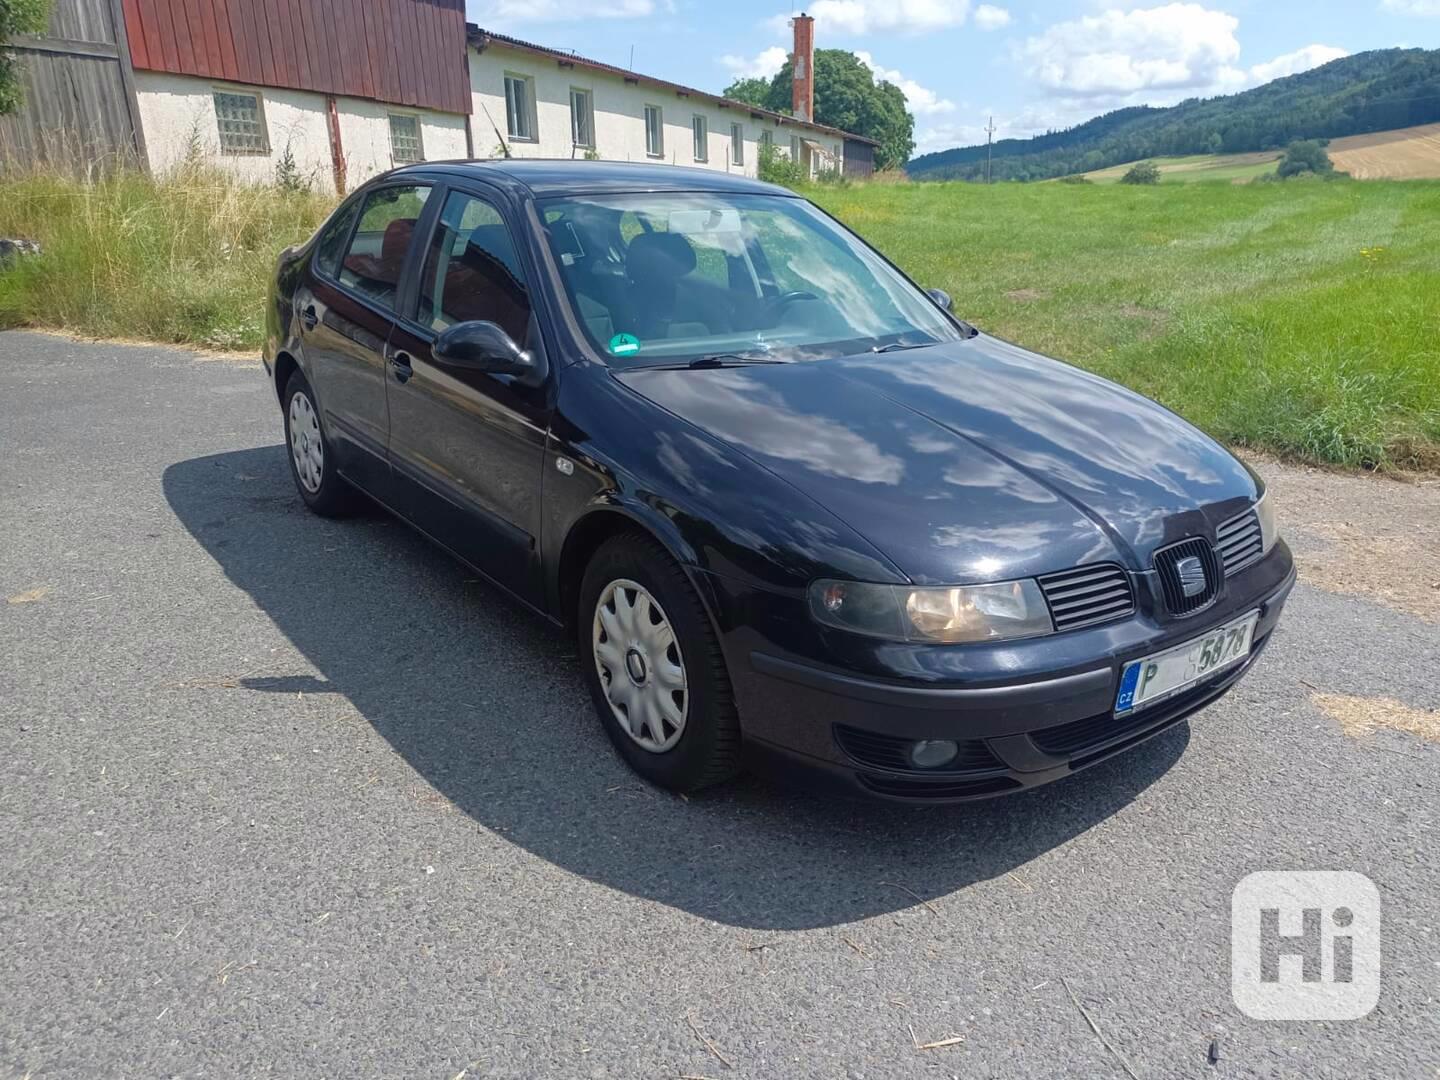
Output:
[1,0,49,115]
[731,49,916,170]
[1121,160,1161,185]
[722,77,772,109]
[1277,139,1335,178]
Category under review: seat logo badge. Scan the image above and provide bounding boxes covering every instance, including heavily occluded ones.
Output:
[555,457,575,476]
[1177,556,1207,597]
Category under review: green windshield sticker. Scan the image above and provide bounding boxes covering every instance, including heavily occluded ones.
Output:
[608,333,641,356]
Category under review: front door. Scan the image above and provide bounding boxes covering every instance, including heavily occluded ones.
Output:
[384,186,552,606]
[297,183,433,497]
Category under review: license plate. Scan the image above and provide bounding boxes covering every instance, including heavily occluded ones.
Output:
[1115,611,1260,716]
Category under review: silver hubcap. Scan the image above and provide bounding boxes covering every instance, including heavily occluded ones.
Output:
[592,579,688,753]
[288,391,324,494]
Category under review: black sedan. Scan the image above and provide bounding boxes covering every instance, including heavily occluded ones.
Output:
[263,160,1294,802]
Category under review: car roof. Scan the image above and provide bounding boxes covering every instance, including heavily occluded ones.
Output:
[389,159,799,199]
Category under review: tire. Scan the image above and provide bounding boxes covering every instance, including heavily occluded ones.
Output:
[282,371,360,517]
[579,532,742,793]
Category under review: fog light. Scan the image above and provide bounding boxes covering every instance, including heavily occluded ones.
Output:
[909,739,959,769]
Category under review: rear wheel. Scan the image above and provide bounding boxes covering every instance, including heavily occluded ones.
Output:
[283,371,360,517]
[579,533,741,792]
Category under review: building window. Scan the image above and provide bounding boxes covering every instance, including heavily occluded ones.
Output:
[388,114,424,164]
[644,105,663,157]
[569,88,594,150]
[730,122,744,166]
[790,134,802,161]
[504,74,536,141]
[213,90,268,155]
[692,115,707,162]
[759,128,773,150]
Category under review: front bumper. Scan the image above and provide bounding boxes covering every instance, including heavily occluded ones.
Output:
[720,554,1295,803]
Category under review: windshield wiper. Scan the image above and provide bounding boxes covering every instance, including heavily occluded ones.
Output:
[635,353,788,371]
[871,341,934,354]
[687,353,788,369]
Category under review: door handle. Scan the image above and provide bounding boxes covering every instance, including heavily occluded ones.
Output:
[389,350,414,384]
[300,304,319,330]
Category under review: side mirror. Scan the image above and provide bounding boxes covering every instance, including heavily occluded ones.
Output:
[926,287,954,312]
[433,320,543,383]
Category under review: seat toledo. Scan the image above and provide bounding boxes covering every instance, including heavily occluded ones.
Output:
[263,160,1294,802]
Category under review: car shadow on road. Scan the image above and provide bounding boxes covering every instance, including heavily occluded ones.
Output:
[164,446,1189,931]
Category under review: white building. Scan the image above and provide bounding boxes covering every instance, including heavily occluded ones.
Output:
[466,24,875,180]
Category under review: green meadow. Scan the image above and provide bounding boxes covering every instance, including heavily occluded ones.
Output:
[0,168,1436,469]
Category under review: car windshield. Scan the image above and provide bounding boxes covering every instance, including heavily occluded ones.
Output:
[537,191,963,366]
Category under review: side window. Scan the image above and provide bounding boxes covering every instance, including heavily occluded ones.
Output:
[338,185,431,312]
[418,191,531,343]
[313,196,363,278]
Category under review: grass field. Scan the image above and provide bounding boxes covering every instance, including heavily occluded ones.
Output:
[807,178,1440,470]
[1082,152,1281,184]
[0,169,333,351]
[0,169,1436,470]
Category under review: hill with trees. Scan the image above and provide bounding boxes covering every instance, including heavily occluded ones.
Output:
[907,48,1440,182]
[725,50,914,170]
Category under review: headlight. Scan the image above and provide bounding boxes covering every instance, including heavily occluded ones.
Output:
[1255,488,1279,554]
[808,578,1054,643]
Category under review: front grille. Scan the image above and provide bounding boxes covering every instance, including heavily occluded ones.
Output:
[1038,563,1135,632]
[1216,508,1264,577]
[834,725,1002,774]
[1154,538,1220,615]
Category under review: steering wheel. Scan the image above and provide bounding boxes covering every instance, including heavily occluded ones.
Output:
[761,290,819,320]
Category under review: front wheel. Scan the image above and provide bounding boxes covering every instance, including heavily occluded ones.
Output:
[579,533,741,792]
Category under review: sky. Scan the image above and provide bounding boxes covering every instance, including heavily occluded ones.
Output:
[465,1,1440,156]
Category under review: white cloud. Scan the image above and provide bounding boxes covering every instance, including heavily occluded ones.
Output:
[805,0,973,35]
[719,46,789,80]
[974,4,1011,30]
[914,104,1082,155]
[1380,0,1440,13]
[1248,44,1349,83]
[1016,4,1246,100]
[471,0,666,21]
[855,51,957,114]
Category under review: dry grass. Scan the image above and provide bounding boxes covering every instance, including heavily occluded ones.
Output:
[1329,123,1440,180]
[1312,693,1440,744]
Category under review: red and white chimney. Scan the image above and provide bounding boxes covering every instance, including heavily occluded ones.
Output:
[790,12,815,123]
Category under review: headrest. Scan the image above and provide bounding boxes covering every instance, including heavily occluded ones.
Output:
[626,232,697,288]
[381,218,416,265]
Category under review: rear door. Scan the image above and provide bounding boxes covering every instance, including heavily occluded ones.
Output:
[296,183,434,497]
[383,184,553,606]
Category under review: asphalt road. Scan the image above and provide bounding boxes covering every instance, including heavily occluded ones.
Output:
[1,331,1436,1080]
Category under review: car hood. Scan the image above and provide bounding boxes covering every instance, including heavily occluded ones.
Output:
[615,334,1259,586]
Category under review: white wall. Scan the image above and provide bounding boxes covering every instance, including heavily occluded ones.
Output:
[334,97,468,188]
[469,45,844,177]
[133,71,469,193]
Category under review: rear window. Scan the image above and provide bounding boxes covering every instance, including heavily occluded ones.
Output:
[313,196,363,279]
[336,186,431,313]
